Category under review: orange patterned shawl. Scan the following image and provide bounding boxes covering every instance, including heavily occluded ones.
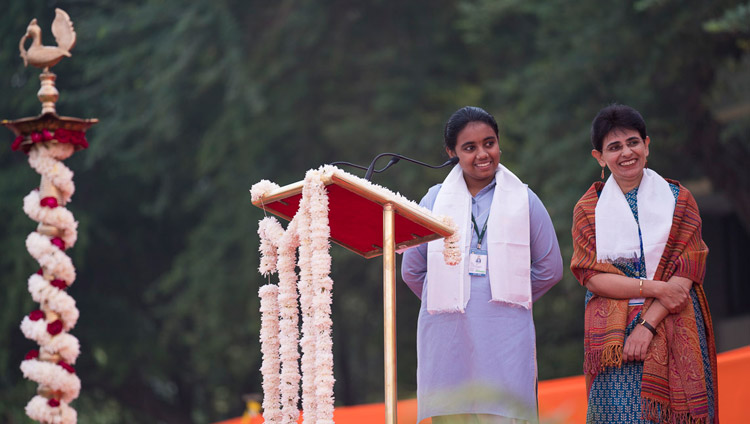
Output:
[571,180,718,424]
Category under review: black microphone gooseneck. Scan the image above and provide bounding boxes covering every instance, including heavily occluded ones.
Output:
[330,154,457,181]
[363,153,458,181]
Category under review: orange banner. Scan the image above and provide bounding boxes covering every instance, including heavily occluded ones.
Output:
[217,345,749,424]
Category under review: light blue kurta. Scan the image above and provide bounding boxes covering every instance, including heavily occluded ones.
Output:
[401,180,563,423]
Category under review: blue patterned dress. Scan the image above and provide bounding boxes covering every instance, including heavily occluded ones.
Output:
[585,184,715,423]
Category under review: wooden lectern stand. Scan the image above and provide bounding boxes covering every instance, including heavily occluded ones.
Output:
[252,169,453,424]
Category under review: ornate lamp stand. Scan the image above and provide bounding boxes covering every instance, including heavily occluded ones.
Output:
[2,8,97,424]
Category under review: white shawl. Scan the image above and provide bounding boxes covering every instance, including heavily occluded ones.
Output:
[595,168,675,279]
[426,164,531,313]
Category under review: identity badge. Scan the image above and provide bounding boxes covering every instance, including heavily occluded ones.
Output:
[468,247,487,276]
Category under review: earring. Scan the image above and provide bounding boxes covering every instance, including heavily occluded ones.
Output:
[600,165,605,180]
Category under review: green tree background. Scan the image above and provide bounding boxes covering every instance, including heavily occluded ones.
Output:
[1,0,748,423]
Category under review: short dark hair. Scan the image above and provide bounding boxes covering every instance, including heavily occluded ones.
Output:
[444,106,499,151]
[590,104,647,151]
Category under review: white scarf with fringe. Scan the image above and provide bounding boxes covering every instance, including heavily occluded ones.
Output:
[426,164,531,313]
[595,168,675,279]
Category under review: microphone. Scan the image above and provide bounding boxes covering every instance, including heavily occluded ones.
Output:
[330,154,457,181]
[364,153,458,181]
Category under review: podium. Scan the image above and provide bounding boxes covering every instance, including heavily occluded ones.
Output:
[252,168,453,424]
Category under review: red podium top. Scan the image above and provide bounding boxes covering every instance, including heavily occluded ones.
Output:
[252,169,453,258]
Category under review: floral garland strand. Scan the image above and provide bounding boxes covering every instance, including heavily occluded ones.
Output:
[257,216,285,423]
[304,169,335,424]
[276,219,302,424]
[29,143,76,201]
[18,141,82,424]
[250,180,280,204]
[438,216,462,266]
[258,217,285,277]
[258,284,282,424]
[252,165,460,424]
[296,183,319,424]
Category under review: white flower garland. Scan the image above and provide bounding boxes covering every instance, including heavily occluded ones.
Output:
[20,359,81,403]
[20,316,79,364]
[277,219,301,424]
[41,333,81,366]
[25,395,77,424]
[26,232,76,284]
[438,216,462,266]
[259,284,282,424]
[23,190,78,247]
[296,185,319,424]
[20,316,54,346]
[19,142,82,422]
[251,179,281,204]
[28,274,79,331]
[304,169,335,424]
[258,217,285,277]
[28,144,76,202]
[255,165,459,424]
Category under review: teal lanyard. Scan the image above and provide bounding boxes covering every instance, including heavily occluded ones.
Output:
[471,213,489,249]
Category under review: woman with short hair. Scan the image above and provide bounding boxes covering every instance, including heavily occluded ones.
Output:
[571,104,718,423]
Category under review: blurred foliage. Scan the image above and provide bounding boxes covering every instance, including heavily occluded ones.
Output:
[704,2,750,33]
[1,0,747,423]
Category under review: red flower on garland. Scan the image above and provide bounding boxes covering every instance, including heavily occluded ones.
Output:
[48,398,60,407]
[50,237,66,250]
[47,319,63,335]
[25,349,40,360]
[72,131,88,149]
[54,128,71,144]
[11,135,24,151]
[29,310,45,321]
[58,360,76,374]
[9,128,89,154]
[50,279,68,290]
[40,196,59,208]
[36,268,44,275]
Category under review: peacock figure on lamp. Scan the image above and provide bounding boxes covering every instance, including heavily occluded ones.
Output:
[2,8,97,424]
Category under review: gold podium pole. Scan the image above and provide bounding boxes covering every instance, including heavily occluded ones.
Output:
[383,203,397,424]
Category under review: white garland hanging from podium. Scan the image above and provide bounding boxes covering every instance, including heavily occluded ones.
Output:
[250,165,459,424]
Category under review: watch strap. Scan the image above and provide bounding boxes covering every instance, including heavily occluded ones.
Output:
[639,318,657,335]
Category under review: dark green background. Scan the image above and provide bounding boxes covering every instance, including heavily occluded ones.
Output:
[1,1,748,422]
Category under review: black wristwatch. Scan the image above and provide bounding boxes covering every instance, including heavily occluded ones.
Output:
[638,318,657,335]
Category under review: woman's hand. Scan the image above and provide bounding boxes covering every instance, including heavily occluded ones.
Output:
[623,325,654,362]
[654,282,690,314]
